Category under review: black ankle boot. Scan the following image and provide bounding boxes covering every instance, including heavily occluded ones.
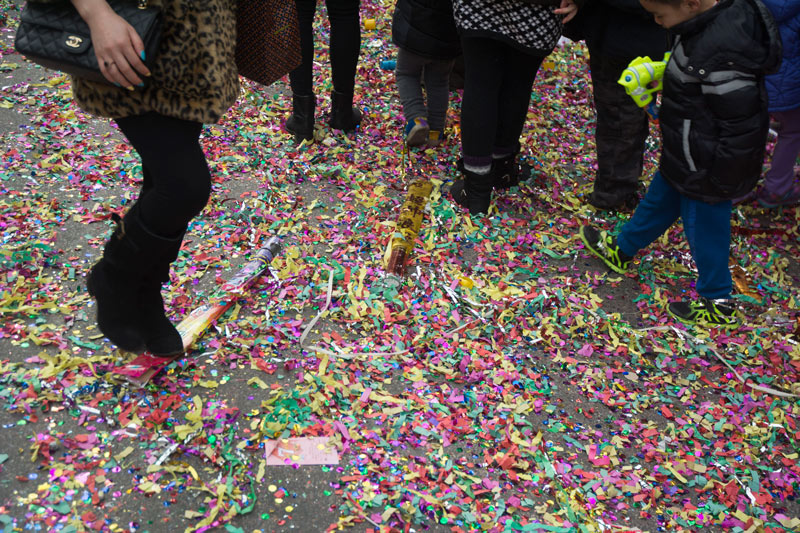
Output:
[450,168,493,215]
[285,93,315,142]
[328,90,362,131]
[492,153,531,190]
[138,232,184,357]
[456,156,531,190]
[87,208,186,355]
[86,212,146,352]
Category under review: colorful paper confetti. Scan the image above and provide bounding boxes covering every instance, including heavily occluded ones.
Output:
[0,2,798,532]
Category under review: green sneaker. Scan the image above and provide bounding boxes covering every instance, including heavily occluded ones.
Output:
[579,225,632,274]
[667,297,740,329]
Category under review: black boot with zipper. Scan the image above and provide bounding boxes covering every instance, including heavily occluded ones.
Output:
[87,211,147,353]
[285,93,316,142]
[456,154,531,190]
[449,168,494,215]
[492,153,531,190]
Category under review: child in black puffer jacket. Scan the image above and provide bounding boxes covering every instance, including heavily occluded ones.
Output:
[392,0,460,147]
[579,0,781,329]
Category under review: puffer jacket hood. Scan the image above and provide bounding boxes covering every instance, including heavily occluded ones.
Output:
[670,0,781,76]
[658,0,782,203]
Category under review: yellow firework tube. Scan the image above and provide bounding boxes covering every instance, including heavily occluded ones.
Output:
[385,179,433,276]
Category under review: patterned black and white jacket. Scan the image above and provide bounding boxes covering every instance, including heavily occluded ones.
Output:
[452,0,583,55]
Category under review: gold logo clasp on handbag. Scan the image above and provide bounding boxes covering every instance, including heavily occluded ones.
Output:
[65,35,83,48]
[138,0,148,8]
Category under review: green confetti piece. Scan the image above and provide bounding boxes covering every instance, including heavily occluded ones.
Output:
[52,501,71,515]
[67,336,102,350]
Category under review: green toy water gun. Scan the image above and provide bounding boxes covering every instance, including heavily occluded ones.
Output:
[618,52,671,120]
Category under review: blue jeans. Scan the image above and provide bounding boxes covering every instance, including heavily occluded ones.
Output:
[617,172,733,300]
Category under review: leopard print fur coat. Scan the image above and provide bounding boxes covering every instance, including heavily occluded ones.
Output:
[32,0,239,124]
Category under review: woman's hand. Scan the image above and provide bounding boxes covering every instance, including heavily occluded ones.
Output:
[71,0,151,89]
[554,0,579,23]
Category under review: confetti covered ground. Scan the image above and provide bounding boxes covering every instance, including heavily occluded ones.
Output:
[1,1,800,532]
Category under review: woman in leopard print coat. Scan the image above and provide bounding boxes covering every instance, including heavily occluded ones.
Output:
[33,0,240,357]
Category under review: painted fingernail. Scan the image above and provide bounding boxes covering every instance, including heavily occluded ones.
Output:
[140,51,146,60]
[126,86,135,91]
[113,82,122,87]
[137,83,145,87]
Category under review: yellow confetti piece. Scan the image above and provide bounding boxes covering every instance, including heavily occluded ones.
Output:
[138,480,161,494]
[247,376,269,389]
[664,463,688,484]
[256,460,266,483]
[113,446,134,463]
[777,515,800,529]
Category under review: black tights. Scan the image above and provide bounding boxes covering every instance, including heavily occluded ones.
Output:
[290,0,361,95]
[115,112,211,237]
[460,37,544,167]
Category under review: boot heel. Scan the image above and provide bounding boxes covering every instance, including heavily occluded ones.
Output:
[139,286,184,357]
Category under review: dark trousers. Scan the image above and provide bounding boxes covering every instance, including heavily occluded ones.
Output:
[460,37,544,168]
[618,172,733,300]
[290,0,361,96]
[395,48,454,131]
[115,113,211,238]
[588,52,650,206]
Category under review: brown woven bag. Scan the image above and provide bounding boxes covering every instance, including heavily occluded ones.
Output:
[235,0,302,86]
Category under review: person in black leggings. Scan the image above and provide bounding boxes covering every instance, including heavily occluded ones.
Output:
[285,0,363,142]
[101,114,211,355]
[116,115,210,240]
[59,0,239,357]
[450,0,581,215]
[459,38,544,180]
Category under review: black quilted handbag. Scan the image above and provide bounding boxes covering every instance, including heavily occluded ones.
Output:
[14,0,162,86]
